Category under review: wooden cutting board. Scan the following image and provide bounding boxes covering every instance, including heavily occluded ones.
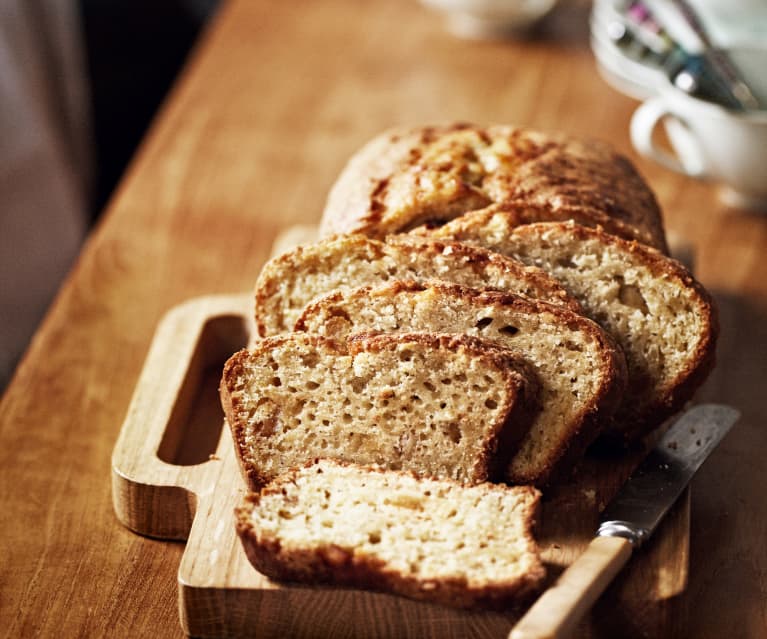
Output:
[111,226,690,639]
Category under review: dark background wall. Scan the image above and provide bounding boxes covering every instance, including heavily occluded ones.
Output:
[80,0,219,218]
[0,1,220,392]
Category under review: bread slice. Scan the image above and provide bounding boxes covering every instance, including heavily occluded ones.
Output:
[295,281,627,486]
[220,332,539,488]
[426,219,719,439]
[418,202,666,252]
[319,123,668,252]
[235,459,545,609]
[254,233,580,337]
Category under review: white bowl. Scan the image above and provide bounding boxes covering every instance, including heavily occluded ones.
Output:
[588,14,666,100]
[420,0,559,39]
[591,36,664,100]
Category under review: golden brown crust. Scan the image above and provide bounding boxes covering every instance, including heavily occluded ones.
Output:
[422,202,666,251]
[388,235,582,313]
[297,279,596,334]
[254,233,582,337]
[235,460,545,609]
[220,350,270,488]
[319,123,668,252]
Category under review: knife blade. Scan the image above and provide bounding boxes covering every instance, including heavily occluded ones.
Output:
[510,403,740,639]
[597,403,739,547]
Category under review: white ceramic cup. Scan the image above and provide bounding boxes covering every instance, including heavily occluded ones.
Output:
[630,82,767,211]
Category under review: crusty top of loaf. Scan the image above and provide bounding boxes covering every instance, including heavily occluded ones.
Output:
[254,233,582,336]
[319,123,667,252]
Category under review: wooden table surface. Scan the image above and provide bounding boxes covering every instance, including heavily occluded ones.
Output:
[2,0,765,637]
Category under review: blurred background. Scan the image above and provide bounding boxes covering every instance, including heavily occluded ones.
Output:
[1,0,219,389]
[2,0,764,391]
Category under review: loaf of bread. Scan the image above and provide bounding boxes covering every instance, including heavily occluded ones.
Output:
[235,459,545,609]
[220,331,540,488]
[426,218,719,440]
[319,123,668,252]
[295,281,627,486]
[255,233,581,336]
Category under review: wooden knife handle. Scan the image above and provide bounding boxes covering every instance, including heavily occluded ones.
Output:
[510,535,633,639]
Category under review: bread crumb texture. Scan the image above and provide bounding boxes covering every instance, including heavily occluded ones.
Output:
[431,218,717,435]
[254,233,579,336]
[236,459,545,608]
[296,281,626,485]
[222,332,528,486]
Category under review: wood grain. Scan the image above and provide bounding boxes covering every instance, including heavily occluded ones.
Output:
[1,0,765,637]
[108,226,688,638]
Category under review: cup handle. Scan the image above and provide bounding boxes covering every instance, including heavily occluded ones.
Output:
[630,97,707,177]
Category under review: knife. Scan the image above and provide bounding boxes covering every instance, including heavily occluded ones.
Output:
[510,403,739,639]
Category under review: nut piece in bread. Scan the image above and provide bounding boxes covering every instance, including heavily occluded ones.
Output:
[235,459,545,610]
[220,332,539,488]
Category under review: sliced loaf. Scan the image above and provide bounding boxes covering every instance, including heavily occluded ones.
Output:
[236,459,545,609]
[254,233,580,336]
[427,218,719,439]
[220,332,539,488]
[319,123,668,252]
[295,281,627,486]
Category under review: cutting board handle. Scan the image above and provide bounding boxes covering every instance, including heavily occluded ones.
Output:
[111,294,252,540]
